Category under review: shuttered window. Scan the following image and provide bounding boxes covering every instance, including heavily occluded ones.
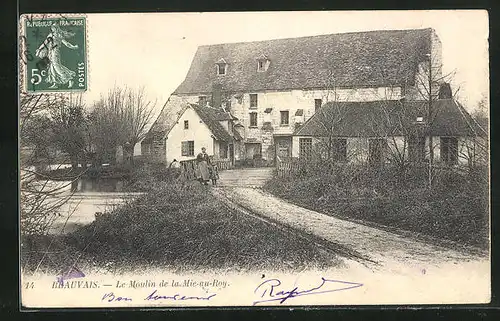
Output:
[332,139,347,162]
[299,138,313,159]
[249,94,258,108]
[440,137,458,165]
[249,112,258,127]
[181,141,194,156]
[280,111,289,126]
[315,99,322,111]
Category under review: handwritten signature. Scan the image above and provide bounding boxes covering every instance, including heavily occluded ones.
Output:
[253,277,363,305]
[102,289,216,303]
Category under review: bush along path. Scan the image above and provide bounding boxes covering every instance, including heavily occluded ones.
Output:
[213,186,488,273]
[22,180,343,274]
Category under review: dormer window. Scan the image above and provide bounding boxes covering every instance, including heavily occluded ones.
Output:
[256,54,270,72]
[216,58,227,75]
[217,64,226,75]
[258,60,265,71]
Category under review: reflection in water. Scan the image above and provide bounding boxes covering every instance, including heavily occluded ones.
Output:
[52,178,141,235]
[71,178,125,193]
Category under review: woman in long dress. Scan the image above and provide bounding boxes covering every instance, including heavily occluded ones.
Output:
[35,24,79,89]
[196,147,211,185]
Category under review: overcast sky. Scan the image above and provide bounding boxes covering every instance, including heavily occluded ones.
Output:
[84,10,489,118]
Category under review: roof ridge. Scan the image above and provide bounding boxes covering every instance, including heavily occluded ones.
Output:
[191,104,233,142]
[197,28,433,47]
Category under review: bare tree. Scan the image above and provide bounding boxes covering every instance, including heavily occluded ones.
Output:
[88,86,156,166]
[121,87,156,164]
[413,53,458,187]
[20,92,79,236]
[50,94,87,170]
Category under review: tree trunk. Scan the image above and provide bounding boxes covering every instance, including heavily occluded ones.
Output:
[428,136,433,188]
[71,156,78,171]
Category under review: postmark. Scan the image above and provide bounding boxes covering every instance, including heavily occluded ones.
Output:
[20,14,87,92]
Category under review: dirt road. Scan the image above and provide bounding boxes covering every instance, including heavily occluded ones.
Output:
[215,167,488,272]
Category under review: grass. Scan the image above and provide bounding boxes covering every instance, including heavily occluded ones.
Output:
[263,165,489,251]
[21,175,340,274]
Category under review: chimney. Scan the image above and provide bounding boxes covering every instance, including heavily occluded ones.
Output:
[438,82,452,99]
[212,83,222,108]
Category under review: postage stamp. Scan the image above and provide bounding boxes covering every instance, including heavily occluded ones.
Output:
[20,15,87,92]
[18,11,490,309]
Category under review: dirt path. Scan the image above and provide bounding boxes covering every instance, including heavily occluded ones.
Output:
[216,167,274,187]
[214,168,488,273]
[219,187,485,265]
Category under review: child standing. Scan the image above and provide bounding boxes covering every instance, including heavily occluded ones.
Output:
[209,165,219,186]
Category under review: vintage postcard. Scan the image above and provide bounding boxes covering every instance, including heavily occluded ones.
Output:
[19,11,490,308]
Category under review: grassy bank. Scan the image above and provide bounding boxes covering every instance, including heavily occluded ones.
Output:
[264,165,489,251]
[22,172,340,274]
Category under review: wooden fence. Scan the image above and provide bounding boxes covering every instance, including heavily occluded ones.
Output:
[276,155,483,180]
[276,157,301,178]
[179,157,234,180]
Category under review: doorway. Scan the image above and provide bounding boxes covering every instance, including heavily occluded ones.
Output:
[275,136,292,160]
[245,143,262,159]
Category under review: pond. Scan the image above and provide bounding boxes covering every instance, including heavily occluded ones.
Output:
[46,178,144,235]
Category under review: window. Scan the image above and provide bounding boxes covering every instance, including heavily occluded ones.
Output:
[299,138,313,159]
[408,135,425,162]
[249,94,258,109]
[219,143,228,159]
[181,141,194,157]
[440,137,458,165]
[249,112,258,127]
[216,63,227,75]
[280,111,289,126]
[332,139,347,162]
[369,138,387,166]
[315,99,322,112]
[277,139,291,158]
[184,120,189,129]
[257,58,270,72]
[198,96,208,107]
[258,61,264,71]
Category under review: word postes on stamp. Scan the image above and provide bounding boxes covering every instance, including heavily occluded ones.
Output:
[21,15,87,92]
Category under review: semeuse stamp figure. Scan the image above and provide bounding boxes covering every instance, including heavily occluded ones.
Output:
[22,15,87,92]
[35,25,79,89]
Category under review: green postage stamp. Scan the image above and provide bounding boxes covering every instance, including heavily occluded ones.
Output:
[20,15,87,92]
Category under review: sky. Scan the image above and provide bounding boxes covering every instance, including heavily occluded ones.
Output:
[83,10,489,119]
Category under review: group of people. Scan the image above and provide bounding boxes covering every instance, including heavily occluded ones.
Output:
[169,147,219,185]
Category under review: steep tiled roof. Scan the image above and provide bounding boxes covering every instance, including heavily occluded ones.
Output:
[190,104,234,142]
[174,28,433,94]
[143,103,237,143]
[295,99,486,138]
[143,99,189,143]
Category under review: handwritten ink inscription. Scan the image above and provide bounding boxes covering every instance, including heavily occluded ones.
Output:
[253,277,364,305]
[101,290,217,303]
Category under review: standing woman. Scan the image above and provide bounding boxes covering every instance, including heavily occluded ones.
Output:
[196,147,211,185]
[35,24,79,89]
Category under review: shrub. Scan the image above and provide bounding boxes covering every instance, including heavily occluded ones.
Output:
[64,181,339,271]
[264,164,489,250]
